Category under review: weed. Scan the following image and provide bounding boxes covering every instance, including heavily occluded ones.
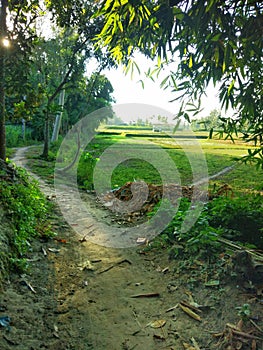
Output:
[236,304,251,321]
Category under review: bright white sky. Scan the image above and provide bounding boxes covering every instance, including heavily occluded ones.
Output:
[100,53,222,123]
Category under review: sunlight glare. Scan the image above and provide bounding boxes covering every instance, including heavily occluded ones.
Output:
[2,38,10,48]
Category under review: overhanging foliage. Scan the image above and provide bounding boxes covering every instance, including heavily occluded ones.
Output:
[95,0,263,167]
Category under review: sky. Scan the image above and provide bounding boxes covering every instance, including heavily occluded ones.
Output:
[101,54,222,123]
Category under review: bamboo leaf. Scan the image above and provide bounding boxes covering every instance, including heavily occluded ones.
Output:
[179,303,202,322]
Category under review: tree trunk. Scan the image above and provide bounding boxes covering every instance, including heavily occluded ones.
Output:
[51,89,65,142]
[0,0,8,161]
[42,110,49,159]
[0,51,6,161]
[22,118,26,141]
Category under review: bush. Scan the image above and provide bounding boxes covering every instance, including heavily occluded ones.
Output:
[148,193,263,259]
[0,166,54,271]
[207,195,263,247]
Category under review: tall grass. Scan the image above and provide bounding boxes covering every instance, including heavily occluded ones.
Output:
[6,124,33,147]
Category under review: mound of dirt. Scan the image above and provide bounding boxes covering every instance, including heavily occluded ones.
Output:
[98,182,207,221]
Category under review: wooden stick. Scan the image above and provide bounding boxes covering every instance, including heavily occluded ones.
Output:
[232,329,263,341]
[97,259,132,274]
[130,292,160,298]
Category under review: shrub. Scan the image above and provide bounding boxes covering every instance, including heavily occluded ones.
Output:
[207,195,263,247]
[0,166,54,271]
[148,193,263,259]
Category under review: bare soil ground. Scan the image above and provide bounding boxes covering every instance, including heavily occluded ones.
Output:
[0,148,262,350]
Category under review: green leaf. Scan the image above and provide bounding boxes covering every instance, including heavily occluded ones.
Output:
[117,19,124,32]
[228,79,235,96]
[211,33,221,42]
[128,9,136,25]
[206,0,216,12]
[160,74,170,89]
[189,55,193,68]
[173,119,181,132]
[222,61,226,73]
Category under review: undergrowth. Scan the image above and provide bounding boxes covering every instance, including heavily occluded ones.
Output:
[6,125,36,147]
[147,194,263,259]
[0,165,54,272]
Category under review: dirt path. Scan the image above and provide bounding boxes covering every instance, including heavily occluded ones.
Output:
[11,146,56,197]
[0,147,261,350]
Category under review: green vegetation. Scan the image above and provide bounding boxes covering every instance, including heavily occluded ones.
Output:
[147,198,224,258]
[6,125,35,148]
[95,0,263,167]
[0,165,53,272]
[24,128,263,252]
[236,304,251,322]
[77,131,263,250]
[148,194,263,256]
[25,129,263,193]
[211,163,263,193]
[76,131,258,189]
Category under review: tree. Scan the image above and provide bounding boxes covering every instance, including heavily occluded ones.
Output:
[64,72,115,130]
[0,0,7,160]
[197,109,221,131]
[0,0,43,161]
[34,1,115,159]
[25,21,114,159]
[0,0,114,161]
[29,32,89,159]
[95,0,263,167]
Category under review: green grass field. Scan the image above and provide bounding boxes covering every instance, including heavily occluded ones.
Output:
[77,129,262,193]
[24,127,262,195]
[24,127,263,248]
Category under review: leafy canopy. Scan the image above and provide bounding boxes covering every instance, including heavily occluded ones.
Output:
[95,0,263,167]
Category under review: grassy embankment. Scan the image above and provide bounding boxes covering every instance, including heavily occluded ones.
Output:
[0,162,54,283]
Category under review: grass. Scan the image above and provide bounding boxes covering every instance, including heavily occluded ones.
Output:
[211,163,263,193]
[77,132,258,190]
[23,129,263,194]
[21,128,263,249]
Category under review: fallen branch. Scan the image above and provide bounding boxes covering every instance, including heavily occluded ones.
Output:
[217,237,263,262]
[130,292,160,298]
[21,279,36,294]
[41,247,47,256]
[97,258,132,274]
[250,319,263,334]
[231,329,263,341]
[166,304,179,313]
[78,224,95,242]
[180,300,202,314]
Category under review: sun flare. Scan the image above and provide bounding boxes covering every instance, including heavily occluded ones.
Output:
[2,38,10,48]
